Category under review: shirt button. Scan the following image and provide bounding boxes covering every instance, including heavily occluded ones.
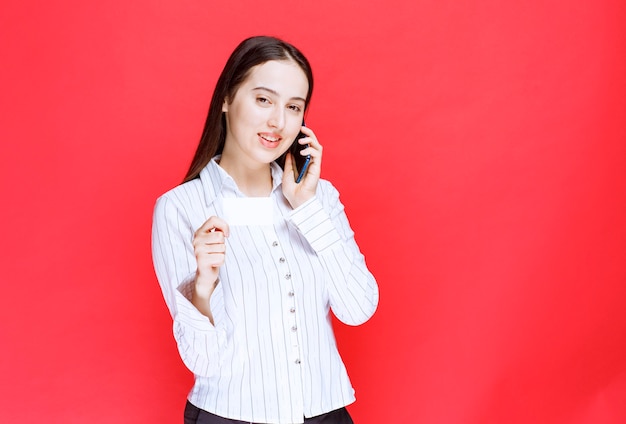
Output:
[272,241,278,247]
[279,257,286,263]
[290,307,296,313]
[285,273,291,280]
[291,326,297,332]
[288,291,295,297]
[295,359,301,365]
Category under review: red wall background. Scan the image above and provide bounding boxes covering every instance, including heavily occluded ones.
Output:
[1,1,625,423]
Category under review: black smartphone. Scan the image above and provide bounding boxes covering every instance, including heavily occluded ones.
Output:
[290,122,310,183]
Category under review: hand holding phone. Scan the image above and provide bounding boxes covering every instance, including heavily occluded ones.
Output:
[290,122,310,183]
[281,122,321,210]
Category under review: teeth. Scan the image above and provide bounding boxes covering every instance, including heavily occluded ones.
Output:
[261,134,279,142]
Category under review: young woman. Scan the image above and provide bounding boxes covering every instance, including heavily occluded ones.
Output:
[152,36,379,424]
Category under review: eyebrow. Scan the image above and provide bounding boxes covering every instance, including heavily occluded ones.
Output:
[252,86,306,103]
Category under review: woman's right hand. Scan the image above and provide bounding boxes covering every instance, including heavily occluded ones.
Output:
[192,216,229,320]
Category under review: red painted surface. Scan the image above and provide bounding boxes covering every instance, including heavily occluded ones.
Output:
[1,1,625,422]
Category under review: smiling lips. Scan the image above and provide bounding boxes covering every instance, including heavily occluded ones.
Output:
[258,132,283,148]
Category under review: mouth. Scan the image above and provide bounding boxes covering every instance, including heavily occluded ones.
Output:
[258,132,283,148]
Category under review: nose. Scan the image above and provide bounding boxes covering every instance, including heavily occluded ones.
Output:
[267,106,286,130]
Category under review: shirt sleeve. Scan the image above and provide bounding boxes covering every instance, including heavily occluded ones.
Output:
[151,193,226,377]
[289,182,379,325]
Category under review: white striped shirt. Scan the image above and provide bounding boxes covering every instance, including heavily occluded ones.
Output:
[151,158,379,424]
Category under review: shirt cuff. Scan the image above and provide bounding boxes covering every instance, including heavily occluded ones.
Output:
[290,196,342,253]
[175,276,217,331]
[173,276,226,376]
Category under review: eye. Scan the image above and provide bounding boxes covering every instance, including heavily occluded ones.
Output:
[288,104,303,113]
[256,97,271,105]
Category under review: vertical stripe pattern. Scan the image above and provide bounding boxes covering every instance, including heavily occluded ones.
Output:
[152,158,378,424]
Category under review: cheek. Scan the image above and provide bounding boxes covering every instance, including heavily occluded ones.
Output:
[243,104,270,129]
[228,104,257,133]
[286,120,302,141]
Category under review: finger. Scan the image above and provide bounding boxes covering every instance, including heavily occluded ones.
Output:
[195,246,226,263]
[298,125,315,138]
[303,142,323,173]
[283,151,295,179]
[299,142,322,158]
[196,216,230,237]
[298,136,318,151]
[203,253,226,267]
[193,230,226,248]
[204,231,226,245]
[298,127,321,145]
[196,247,226,257]
[199,242,226,253]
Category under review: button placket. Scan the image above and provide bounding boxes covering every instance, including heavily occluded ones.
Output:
[268,233,302,364]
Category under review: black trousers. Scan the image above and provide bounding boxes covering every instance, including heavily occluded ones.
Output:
[184,401,354,424]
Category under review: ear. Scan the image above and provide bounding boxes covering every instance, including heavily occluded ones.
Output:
[222,98,229,113]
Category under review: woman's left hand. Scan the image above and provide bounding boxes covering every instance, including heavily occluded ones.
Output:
[282,125,322,209]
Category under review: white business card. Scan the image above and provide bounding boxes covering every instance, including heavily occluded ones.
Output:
[222,197,273,226]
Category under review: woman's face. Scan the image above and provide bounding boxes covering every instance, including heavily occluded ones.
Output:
[221,60,308,167]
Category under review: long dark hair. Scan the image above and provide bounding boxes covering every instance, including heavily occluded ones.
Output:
[183,36,314,182]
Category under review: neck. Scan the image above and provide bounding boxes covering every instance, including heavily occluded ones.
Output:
[218,155,273,197]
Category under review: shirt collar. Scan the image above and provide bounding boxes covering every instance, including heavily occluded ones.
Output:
[199,156,284,206]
